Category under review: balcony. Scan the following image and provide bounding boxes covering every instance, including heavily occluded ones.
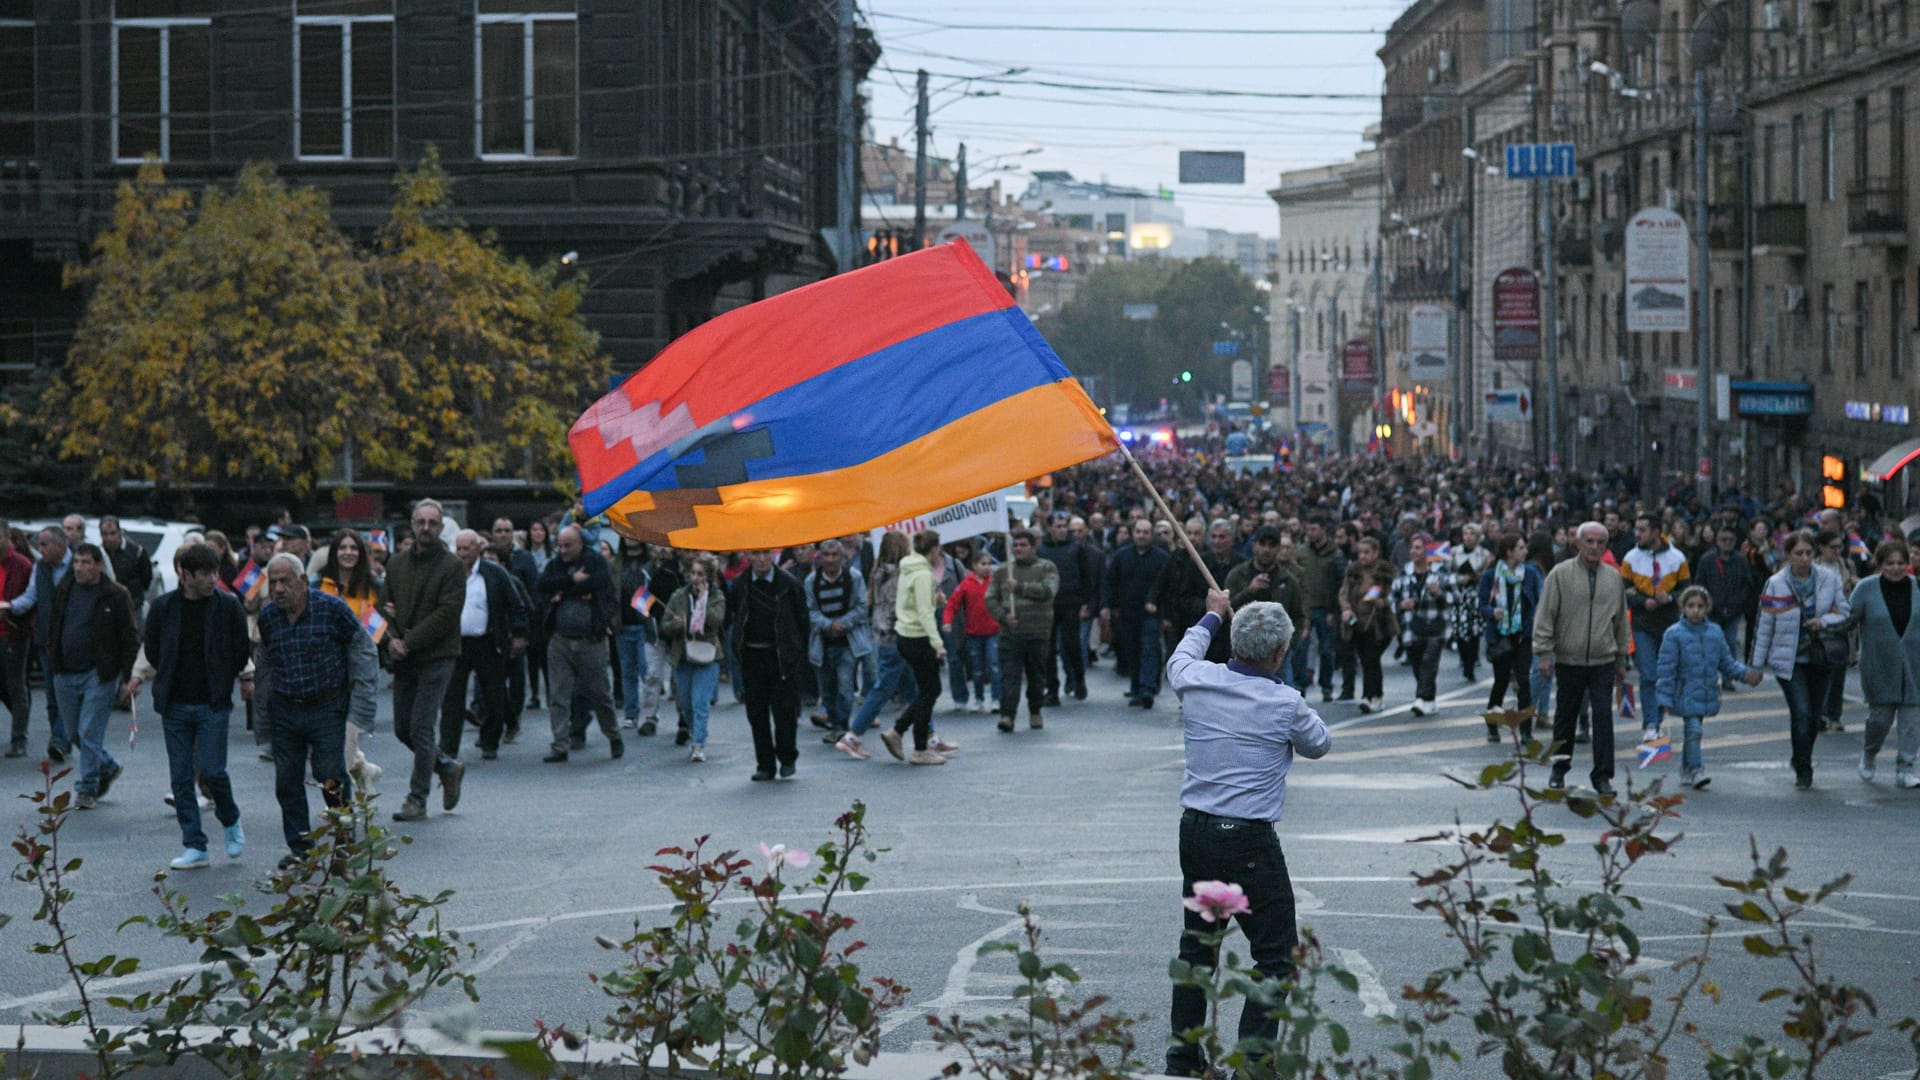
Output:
[1555,224,1592,267]
[1388,264,1452,300]
[1846,177,1908,245]
[1752,204,1808,255]
[1707,203,1745,250]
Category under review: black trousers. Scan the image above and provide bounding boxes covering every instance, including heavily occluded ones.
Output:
[894,634,942,751]
[1407,632,1445,700]
[1046,602,1085,696]
[1486,641,1535,737]
[740,647,799,772]
[998,633,1050,717]
[1551,662,1618,785]
[1167,810,1297,1073]
[1354,631,1390,699]
[444,636,510,756]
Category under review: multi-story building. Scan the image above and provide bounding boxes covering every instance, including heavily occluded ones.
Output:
[0,1,874,390]
[1017,170,1213,261]
[1270,149,1385,450]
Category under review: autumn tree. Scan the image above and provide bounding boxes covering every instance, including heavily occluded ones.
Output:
[368,147,607,483]
[53,161,382,499]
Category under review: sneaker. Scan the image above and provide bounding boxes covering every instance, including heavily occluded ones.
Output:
[1680,768,1697,787]
[620,716,637,729]
[690,745,707,763]
[96,761,124,799]
[393,798,427,822]
[637,720,657,737]
[821,729,847,745]
[879,729,906,761]
[1794,771,1813,790]
[1357,700,1374,715]
[1898,770,1920,790]
[1042,694,1062,708]
[439,760,466,810]
[1860,752,1877,782]
[1642,726,1661,744]
[169,848,210,871]
[907,749,948,766]
[834,733,869,760]
[1546,773,1567,791]
[1691,772,1712,791]
[4,742,23,758]
[930,734,961,754]
[47,745,66,764]
[997,715,1015,733]
[224,823,245,858]
[74,793,97,810]
[779,761,796,779]
[1029,712,1044,730]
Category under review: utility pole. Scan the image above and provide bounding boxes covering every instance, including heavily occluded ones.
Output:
[1694,66,1713,503]
[1449,212,1463,461]
[912,68,930,251]
[1371,228,1385,456]
[1542,177,1560,470]
[955,143,968,220]
[832,0,856,271]
[1290,305,1303,450]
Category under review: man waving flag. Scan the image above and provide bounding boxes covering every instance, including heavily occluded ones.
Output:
[570,241,1117,549]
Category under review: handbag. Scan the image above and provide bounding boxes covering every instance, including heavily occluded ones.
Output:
[1807,626,1849,668]
[1486,633,1518,663]
[684,638,718,665]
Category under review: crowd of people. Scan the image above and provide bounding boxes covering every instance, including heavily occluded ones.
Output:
[1,440,1917,872]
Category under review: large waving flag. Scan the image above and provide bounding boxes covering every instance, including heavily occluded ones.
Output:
[570,241,1118,549]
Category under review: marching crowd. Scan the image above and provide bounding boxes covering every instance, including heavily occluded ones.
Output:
[1,441,1917,873]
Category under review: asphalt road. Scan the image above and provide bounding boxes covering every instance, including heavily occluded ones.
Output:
[2,646,1918,1077]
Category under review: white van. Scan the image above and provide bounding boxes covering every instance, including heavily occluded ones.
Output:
[16,517,205,597]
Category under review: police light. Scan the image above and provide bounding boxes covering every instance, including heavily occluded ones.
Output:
[1149,429,1174,445]
[1117,429,1136,443]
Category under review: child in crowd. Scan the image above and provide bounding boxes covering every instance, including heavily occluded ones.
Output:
[942,550,1001,713]
[1655,585,1764,790]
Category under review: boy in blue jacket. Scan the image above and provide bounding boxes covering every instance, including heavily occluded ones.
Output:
[1656,586,1764,789]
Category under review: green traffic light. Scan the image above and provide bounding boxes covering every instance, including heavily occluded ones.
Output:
[1180,370,1192,382]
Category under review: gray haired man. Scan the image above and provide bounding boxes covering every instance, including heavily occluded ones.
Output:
[1163,590,1331,1078]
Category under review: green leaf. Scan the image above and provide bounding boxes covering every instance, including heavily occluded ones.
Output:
[482,1037,557,1077]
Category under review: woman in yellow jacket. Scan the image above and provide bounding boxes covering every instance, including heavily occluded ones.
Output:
[317,528,385,795]
[884,531,950,766]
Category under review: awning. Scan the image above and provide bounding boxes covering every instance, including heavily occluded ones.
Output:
[1868,436,1920,481]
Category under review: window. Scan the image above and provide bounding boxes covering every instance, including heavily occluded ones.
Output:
[1821,109,1836,201]
[1891,87,1906,186]
[1893,278,1907,379]
[1822,283,1837,373]
[0,4,30,157]
[475,0,576,159]
[295,1,393,159]
[1852,97,1869,184]
[1762,285,1777,375]
[113,1,212,162]
[1761,124,1775,202]
[1790,114,1804,201]
[1855,282,1870,377]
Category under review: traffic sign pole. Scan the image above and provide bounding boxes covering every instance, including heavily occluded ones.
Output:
[1508,141,1575,470]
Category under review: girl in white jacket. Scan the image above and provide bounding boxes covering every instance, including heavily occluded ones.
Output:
[1751,531,1851,790]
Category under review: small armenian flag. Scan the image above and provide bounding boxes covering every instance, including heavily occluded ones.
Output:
[630,586,659,615]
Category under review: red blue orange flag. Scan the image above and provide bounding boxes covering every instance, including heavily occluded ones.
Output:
[569,241,1118,549]
[630,586,659,615]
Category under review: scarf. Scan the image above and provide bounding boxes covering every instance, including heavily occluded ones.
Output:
[1494,559,1526,636]
[689,588,707,636]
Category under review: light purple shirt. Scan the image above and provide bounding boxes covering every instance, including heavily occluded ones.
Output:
[1168,613,1331,822]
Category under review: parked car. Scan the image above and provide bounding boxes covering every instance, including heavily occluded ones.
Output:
[15,517,204,597]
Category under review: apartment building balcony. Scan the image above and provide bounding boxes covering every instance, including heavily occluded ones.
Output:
[1555,223,1592,267]
[1846,178,1908,246]
[1707,203,1745,251]
[1752,204,1808,256]
[1388,264,1452,300]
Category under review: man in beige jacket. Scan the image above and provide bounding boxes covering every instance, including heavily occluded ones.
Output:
[1532,522,1631,795]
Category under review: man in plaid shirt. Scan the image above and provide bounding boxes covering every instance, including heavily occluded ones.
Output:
[1392,537,1457,716]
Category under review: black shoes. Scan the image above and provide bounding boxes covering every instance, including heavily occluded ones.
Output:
[542,751,568,763]
[1042,694,1062,708]
[439,760,465,811]
[610,739,625,760]
[1071,685,1087,701]
[1794,770,1814,790]
[1547,772,1567,790]
[675,728,691,746]
[96,761,124,799]
[570,735,587,751]
[1486,727,1502,743]
[637,720,657,737]
[4,743,23,759]
[47,745,66,764]
[779,762,796,779]
[750,769,776,782]
[1593,779,1615,797]
[481,749,498,760]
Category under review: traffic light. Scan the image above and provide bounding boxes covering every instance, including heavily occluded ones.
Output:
[1822,454,1847,509]
[1180,370,1193,382]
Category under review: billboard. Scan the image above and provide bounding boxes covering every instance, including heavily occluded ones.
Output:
[1625,207,1691,332]
[1491,267,1541,361]
[1177,150,1246,184]
[1342,338,1374,391]
[1407,304,1449,383]
[1230,359,1254,401]
[1268,363,1290,406]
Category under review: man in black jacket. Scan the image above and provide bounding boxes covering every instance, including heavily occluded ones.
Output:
[490,517,542,725]
[99,516,155,612]
[444,529,528,763]
[46,544,141,810]
[1102,519,1172,708]
[125,543,252,869]
[728,549,810,781]
[1038,513,1096,703]
[1693,525,1753,687]
[537,525,622,763]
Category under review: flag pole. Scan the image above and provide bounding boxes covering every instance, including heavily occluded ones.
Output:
[1118,442,1220,592]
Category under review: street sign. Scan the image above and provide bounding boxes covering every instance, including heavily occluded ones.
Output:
[1212,340,1240,356]
[1505,142,1577,179]
[1483,389,1532,423]
[1492,267,1541,361]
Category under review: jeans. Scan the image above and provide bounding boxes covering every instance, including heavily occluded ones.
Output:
[444,636,509,755]
[1114,613,1162,699]
[962,634,1000,704]
[1354,631,1389,700]
[162,704,239,852]
[1863,702,1920,770]
[816,640,858,729]
[1167,810,1298,1074]
[1820,653,1848,725]
[52,670,116,796]
[1406,632,1444,701]
[41,645,69,755]
[548,635,619,753]
[645,636,670,720]
[673,661,719,747]
[1,637,29,749]
[614,624,648,721]
[392,656,457,805]
[1679,715,1705,772]
[1551,661,1618,785]
[1712,615,1744,675]
[850,644,916,736]
[1283,625,1313,688]
[1777,662,1835,780]
[998,633,1048,717]
[894,635,942,752]
[270,695,349,855]
[1632,628,1664,727]
[740,646,800,772]
[1047,602,1085,696]
[944,625,970,705]
[1309,608,1337,695]
[1530,663,1554,722]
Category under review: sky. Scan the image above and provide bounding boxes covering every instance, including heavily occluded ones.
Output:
[862,1,1405,238]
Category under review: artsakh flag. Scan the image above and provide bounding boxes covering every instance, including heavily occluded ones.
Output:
[569,241,1118,550]
[1636,734,1672,769]
[1424,541,1452,560]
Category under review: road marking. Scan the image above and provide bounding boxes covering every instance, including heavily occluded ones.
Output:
[1331,728,1794,762]
[1331,948,1396,1018]
[1327,681,1491,731]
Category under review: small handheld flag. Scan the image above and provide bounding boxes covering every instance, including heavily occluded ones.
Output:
[1363,584,1385,602]
[1618,683,1637,721]
[630,586,659,616]
[1424,541,1452,561]
[1636,734,1672,769]
[361,607,388,644]
[1847,533,1871,560]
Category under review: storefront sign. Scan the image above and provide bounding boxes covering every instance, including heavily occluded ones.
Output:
[1845,401,1913,424]
[1230,359,1254,402]
[1626,207,1691,332]
[1407,304,1449,383]
[1662,367,1701,401]
[1491,267,1541,361]
[1268,363,1290,406]
[1484,389,1532,423]
[1730,380,1812,418]
[1341,338,1374,391]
